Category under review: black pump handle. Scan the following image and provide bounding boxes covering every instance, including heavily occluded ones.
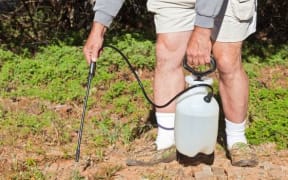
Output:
[183,57,216,78]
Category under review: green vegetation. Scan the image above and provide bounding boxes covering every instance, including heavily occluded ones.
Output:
[0,33,287,177]
[242,43,288,149]
[247,84,288,148]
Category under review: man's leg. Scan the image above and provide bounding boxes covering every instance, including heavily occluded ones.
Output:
[153,31,191,150]
[126,0,196,166]
[126,31,191,166]
[154,32,192,113]
[213,41,258,167]
[213,41,248,123]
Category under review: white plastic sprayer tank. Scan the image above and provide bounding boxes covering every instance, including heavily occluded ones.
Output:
[175,75,219,157]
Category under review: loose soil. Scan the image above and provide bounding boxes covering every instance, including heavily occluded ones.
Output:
[0,66,287,179]
[0,97,287,180]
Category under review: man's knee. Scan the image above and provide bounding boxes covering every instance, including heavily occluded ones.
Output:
[216,55,242,76]
[156,34,180,53]
[155,34,187,72]
[213,42,243,76]
[155,48,178,73]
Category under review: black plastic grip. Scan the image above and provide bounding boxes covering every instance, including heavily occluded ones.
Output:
[89,61,96,77]
[183,57,216,78]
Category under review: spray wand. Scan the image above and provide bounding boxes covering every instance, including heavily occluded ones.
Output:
[75,61,96,162]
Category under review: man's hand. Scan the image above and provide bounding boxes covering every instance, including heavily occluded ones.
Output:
[186,26,212,66]
[83,22,107,64]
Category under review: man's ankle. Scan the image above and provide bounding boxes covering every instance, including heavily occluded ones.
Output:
[155,112,175,150]
[225,118,247,149]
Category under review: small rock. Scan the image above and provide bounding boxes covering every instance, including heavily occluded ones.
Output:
[212,166,226,176]
[195,166,214,180]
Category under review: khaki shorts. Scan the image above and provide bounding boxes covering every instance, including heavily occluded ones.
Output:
[147,0,257,42]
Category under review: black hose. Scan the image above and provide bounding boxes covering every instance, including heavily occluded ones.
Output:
[104,44,214,108]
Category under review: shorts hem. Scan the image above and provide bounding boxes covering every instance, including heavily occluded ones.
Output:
[156,27,194,34]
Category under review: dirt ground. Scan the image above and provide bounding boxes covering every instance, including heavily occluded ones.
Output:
[0,97,288,180]
[2,132,288,179]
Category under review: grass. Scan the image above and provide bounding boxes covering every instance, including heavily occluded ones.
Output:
[247,85,288,148]
[0,33,287,177]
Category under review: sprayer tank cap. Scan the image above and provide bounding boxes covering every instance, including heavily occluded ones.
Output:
[185,75,213,86]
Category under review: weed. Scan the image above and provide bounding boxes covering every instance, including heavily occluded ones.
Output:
[0,48,17,70]
[9,158,45,180]
[0,45,88,103]
[95,149,105,162]
[93,164,123,179]
[103,81,127,102]
[71,170,85,180]
[25,158,37,167]
[243,42,288,65]
[247,87,288,148]
[120,122,135,145]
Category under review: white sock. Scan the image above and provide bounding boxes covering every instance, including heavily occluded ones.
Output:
[155,112,175,150]
[225,118,247,150]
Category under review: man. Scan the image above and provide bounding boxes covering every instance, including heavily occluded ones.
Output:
[83,0,258,167]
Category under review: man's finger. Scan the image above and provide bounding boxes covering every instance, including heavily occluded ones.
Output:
[205,55,210,64]
[192,55,199,66]
[91,48,99,62]
[91,46,104,62]
[83,48,91,64]
[199,57,206,66]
